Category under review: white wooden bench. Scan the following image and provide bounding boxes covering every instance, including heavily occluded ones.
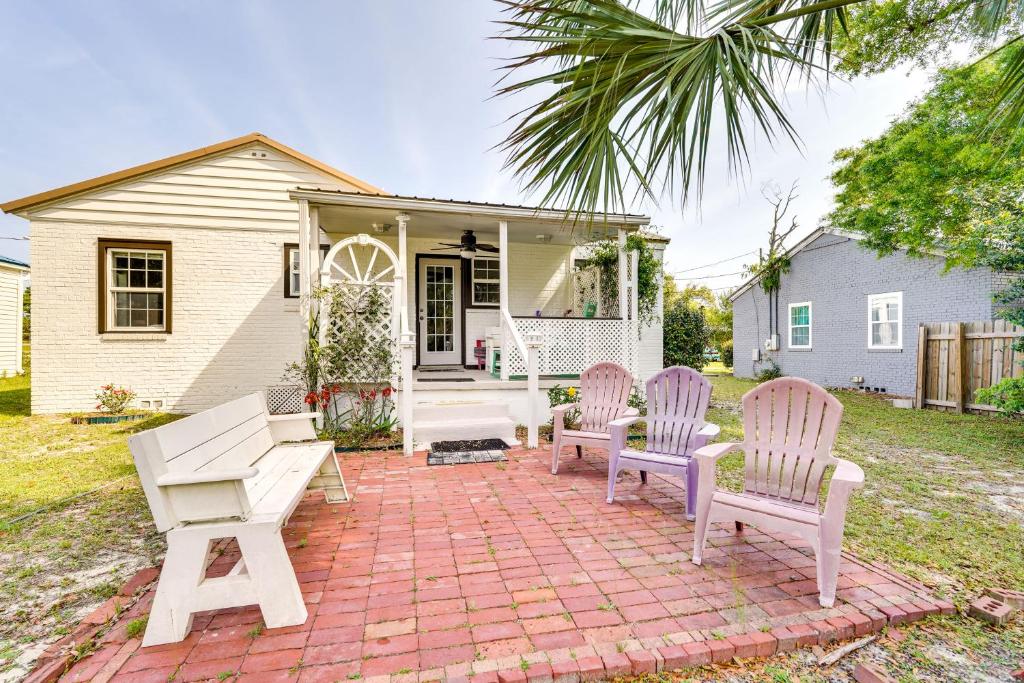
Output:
[129,392,347,646]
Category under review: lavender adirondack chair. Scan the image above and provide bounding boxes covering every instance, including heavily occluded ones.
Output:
[691,377,865,608]
[550,362,636,475]
[607,367,719,519]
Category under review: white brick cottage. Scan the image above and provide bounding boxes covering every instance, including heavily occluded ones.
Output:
[2,134,666,451]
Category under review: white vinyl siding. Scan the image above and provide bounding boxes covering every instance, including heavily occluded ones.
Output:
[0,267,25,375]
[868,291,903,349]
[788,302,812,349]
[25,143,363,231]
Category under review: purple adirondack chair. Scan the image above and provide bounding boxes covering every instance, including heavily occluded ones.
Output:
[607,366,718,519]
[550,362,636,475]
[691,377,865,607]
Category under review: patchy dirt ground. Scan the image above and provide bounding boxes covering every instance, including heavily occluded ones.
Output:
[0,483,164,681]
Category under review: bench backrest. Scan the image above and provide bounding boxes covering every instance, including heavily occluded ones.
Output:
[129,393,275,532]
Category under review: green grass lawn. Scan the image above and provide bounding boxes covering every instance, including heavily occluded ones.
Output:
[0,368,1020,681]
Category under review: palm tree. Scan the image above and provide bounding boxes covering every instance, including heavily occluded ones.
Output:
[496,0,1024,217]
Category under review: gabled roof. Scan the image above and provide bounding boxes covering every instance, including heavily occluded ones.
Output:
[728,227,862,301]
[0,132,384,214]
[0,255,29,271]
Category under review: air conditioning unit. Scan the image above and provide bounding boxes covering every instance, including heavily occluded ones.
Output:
[764,334,779,352]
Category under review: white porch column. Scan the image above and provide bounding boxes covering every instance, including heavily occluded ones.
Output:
[498,220,510,381]
[397,213,411,335]
[617,227,630,371]
[308,205,320,299]
[396,213,414,455]
[298,199,312,324]
[629,249,640,376]
[525,332,543,449]
[400,332,415,456]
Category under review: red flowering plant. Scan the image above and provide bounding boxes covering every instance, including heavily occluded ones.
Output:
[95,384,137,414]
[285,283,398,446]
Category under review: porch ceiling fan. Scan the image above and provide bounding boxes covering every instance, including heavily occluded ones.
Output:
[431,230,498,258]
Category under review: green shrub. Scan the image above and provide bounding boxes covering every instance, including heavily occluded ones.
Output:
[663,300,710,371]
[755,359,782,382]
[977,378,1024,414]
[547,385,581,428]
[719,340,734,368]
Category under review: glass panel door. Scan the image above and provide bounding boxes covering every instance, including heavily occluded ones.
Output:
[418,259,462,365]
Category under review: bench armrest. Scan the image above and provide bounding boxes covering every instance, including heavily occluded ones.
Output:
[268,411,321,443]
[156,468,258,486]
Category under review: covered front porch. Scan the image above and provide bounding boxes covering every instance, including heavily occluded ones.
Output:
[288,189,653,453]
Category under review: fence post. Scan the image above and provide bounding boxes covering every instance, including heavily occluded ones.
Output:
[525,332,543,449]
[915,324,927,409]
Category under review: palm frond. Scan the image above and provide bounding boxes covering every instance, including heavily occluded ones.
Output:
[988,37,1024,131]
[497,0,809,217]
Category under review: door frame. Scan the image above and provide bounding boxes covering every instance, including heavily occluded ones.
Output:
[415,254,465,367]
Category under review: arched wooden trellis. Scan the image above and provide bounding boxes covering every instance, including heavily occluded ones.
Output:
[319,234,403,377]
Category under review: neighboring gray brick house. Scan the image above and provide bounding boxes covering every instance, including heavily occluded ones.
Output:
[730,228,1006,397]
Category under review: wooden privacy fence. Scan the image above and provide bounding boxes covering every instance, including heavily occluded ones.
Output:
[915,320,1024,412]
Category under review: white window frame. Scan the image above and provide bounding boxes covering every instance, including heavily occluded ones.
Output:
[106,248,167,332]
[788,301,812,349]
[868,291,903,349]
[471,256,500,307]
[284,244,329,298]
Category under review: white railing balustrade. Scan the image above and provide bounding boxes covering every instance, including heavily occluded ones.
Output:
[503,317,638,378]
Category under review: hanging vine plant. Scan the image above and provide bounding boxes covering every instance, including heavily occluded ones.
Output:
[578,234,660,325]
[747,252,790,294]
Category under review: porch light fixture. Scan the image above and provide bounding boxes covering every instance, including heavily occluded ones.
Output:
[372,223,392,233]
[460,247,475,260]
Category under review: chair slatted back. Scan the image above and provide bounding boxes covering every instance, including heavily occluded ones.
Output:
[129,393,275,532]
[578,362,633,432]
[645,366,712,457]
[741,377,843,506]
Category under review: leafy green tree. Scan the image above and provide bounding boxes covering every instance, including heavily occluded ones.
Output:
[497,0,1024,215]
[829,56,1024,412]
[663,299,711,371]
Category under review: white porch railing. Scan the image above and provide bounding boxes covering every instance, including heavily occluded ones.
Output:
[502,317,638,378]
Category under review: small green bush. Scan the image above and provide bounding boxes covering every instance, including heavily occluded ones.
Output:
[663,301,710,371]
[719,340,734,368]
[755,359,782,383]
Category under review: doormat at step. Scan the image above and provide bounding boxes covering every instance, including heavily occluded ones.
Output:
[427,438,509,465]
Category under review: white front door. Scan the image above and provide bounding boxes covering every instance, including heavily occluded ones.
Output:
[418,258,462,365]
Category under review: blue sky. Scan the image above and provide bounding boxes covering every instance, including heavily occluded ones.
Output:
[0,1,934,290]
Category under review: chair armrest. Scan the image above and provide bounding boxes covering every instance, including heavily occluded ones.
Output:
[623,407,640,417]
[609,415,641,453]
[157,467,258,487]
[830,458,865,491]
[693,441,742,464]
[268,411,321,443]
[267,412,322,422]
[551,402,579,414]
[697,422,720,438]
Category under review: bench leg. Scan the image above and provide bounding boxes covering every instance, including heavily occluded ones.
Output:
[309,450,348,503]
[143,529,212,647]
[236,525,308,629]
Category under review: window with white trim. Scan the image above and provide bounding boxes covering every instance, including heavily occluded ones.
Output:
[284,244,329,298]
[788,302,812,349]
[868,291,902,348]
[101,242,170,332]
[472,257,500,306]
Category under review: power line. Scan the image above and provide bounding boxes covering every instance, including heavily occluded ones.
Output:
[673,270,747,280]
[667,248,757,274]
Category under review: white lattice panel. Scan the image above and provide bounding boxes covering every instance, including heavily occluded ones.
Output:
[503,317,636,377]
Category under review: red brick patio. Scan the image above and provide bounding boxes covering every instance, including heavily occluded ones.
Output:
[61,446,949,683]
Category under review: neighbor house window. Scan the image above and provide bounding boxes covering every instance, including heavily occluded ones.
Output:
[788,302,812,349]
[472,257,500,306]
[868,291,902,349]
[284,244,330,298]
[98,239,171,333]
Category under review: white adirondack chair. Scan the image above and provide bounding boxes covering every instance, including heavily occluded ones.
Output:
[691,377,864,607]
[129,393,347,646]
[606,366,719,519]
[550,362,636,475]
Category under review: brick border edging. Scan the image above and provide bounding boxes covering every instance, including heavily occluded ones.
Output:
[25,566,160,683]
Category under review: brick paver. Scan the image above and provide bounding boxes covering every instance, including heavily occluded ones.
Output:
[62,446,941,683]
